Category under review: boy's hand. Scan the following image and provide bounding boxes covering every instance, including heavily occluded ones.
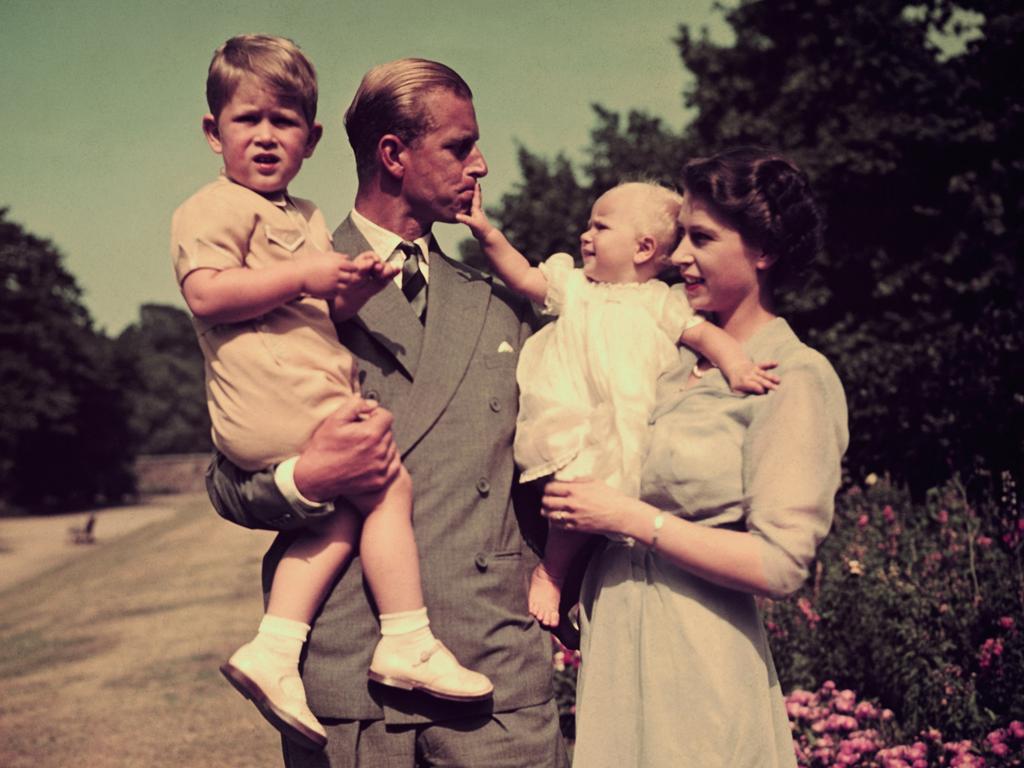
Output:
[455,183,495,241]
[301,251,356,299]
[332,251,396,320]
[722,360,780,395]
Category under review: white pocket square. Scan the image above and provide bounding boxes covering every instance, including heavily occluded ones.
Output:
[497,341,514,353]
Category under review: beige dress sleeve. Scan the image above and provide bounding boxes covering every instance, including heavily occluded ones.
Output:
[743,353,850,597]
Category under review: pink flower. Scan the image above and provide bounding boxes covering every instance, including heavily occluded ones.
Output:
[858,513,870,528]
[884,505,897,523]
[976,535,993,548]
[937,509,949,524]
[797,597,821,627]
[1008,721,1024,739]
[990,742,1009,757]
[855,701,879,720]
[998,616,1015,630]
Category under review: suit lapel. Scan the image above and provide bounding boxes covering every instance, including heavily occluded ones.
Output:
[391,250,491,453]
[332,217,424,380]
[332,216,492,454]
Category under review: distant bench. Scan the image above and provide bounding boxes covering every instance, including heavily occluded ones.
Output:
[67,513,97,545]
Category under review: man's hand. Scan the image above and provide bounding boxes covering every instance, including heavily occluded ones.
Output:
[293,397,401,501]
[332,251,400,320]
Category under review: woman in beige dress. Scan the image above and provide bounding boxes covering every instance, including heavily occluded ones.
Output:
[542,147,849,768]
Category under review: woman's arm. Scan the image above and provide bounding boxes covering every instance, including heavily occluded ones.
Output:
[542,480,775,594]
[542,358,848,598]
[456,184,548,304]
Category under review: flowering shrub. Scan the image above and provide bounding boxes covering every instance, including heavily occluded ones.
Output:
[552,638,581,738]
[762,474,1023,741]
[550,473,1024,760]
[788,683,1024,767]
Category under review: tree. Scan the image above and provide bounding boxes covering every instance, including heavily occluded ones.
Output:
[485,0,1023,495]
[0,209,135,511]
[115,304,211,455]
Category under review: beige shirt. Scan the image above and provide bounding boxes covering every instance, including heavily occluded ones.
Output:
[171,176,357,470]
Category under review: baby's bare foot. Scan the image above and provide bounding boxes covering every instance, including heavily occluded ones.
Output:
[528,563,564,628]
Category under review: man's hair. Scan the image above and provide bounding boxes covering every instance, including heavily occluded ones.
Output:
[611,181,685,255]
[344,58,473,182]
[206,35,318,127]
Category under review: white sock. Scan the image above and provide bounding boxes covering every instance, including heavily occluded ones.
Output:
[378,608,435,653]
[252,614,310,665]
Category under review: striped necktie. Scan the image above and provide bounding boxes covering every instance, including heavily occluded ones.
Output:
[398,241,427,322]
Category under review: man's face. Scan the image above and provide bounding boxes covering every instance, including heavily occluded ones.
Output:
[399,90,488,224]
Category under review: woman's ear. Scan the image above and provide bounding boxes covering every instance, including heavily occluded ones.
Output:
[378,134,406,180]
[755,251,779,270]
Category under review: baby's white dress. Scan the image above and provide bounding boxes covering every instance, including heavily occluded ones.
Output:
[514,253,700,496]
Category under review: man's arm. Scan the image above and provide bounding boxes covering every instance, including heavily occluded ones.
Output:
[206,398,402,530]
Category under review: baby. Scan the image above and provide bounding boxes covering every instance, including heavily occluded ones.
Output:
[171,35,491,751]
[458,181,778,631]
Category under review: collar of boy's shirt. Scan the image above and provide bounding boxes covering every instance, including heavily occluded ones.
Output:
[218,169,294,209]
[350,207,431,287]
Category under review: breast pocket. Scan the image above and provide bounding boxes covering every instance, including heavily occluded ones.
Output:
[483,351,518,370]
[264,226,307,253]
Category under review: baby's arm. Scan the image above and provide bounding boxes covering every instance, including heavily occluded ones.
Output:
[681,321,780,394]
[456,184,548,304]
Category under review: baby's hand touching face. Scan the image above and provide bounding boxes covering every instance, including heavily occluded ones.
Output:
[455,183,494,240]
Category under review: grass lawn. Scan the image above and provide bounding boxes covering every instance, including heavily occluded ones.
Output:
[0,493,284,767]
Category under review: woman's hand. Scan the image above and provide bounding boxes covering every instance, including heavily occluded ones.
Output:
[542,478,643,538]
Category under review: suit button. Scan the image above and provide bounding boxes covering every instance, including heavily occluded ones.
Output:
[489,397,501,412]
[474,553,489,571]
[476,478,491,496]
[365,389,380,402]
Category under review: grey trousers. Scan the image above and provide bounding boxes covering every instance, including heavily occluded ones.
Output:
[282,699,569,768]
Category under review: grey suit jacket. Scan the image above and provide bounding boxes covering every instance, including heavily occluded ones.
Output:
[207,216,553,724]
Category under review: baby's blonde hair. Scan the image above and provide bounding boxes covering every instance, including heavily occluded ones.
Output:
[612,180,684,255]
[206,35,318,127]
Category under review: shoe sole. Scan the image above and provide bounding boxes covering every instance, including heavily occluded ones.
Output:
[367,670,494,702]
[220,663,327,751]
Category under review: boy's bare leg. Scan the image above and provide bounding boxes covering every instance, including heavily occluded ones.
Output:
[350,466,493,701]
[349,466,422,612]
[221,510,361,751]
[267,510,360,620]
[530,526,589,628]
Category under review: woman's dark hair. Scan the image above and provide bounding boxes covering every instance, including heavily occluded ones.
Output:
[680,147,823,285]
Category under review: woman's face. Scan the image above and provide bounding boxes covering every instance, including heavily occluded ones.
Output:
[669,195,769,319]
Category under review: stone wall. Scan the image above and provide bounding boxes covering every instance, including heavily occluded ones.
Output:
[134,453,212,495]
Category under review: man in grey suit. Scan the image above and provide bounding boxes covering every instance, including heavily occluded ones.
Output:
[207,58,567,767]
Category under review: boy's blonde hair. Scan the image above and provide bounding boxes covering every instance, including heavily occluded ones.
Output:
[613,181,684,255]
[344,58,473,182]
[207,35,318,127]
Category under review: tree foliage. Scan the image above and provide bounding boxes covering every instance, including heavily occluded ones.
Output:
[0,209,135,511]
[486,0,1023,494]
[115,304,211,455]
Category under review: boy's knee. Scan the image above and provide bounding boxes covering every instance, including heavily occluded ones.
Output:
[391,465,413,500]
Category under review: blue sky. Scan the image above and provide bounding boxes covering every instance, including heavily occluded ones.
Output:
[2,0,725,332]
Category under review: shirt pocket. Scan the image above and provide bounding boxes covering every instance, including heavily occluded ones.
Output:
[264,226,307,253]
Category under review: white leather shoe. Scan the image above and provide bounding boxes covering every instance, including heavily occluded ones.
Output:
[368,639,494,701]
[220,642,327,750]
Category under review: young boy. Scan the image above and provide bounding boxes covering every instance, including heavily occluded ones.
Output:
[171,35,491,752]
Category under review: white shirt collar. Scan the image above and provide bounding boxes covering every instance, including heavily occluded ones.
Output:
[349,208,431,284]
